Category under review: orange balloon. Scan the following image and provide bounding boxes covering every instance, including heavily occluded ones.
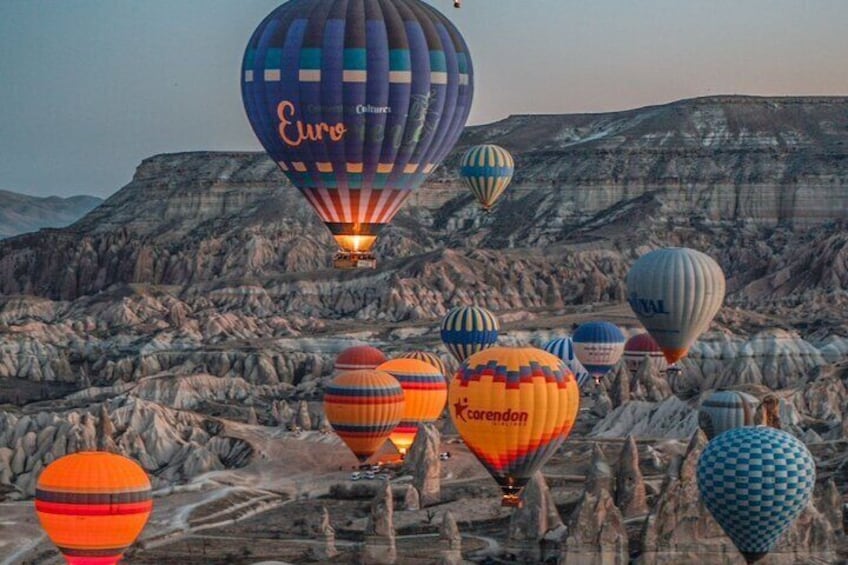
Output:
[449,347,580,507]
[35,451,153,565]
[323,370,405,462]
[377,358,448,455]
[396,350,451,380]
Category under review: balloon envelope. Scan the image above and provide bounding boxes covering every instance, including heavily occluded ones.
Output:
[377,358,447,454]
[460,144,515,210]
[35,452,153,565]
[335,345,387,372]
[697,426,815,563]
[397,350,450,380]
[626,247,726,364]
[449,346,580,506]
[241,0,474,260]
[542,337,591,388]
[440,306,499,363]
[698,390,759,440]
[623,332,668,373]
[323,369,405,462]
[571,321,625,377]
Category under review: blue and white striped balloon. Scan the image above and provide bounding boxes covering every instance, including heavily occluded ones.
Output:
[571,321,626,377]
[698,390,759,440]
[440,306,499,363]
[543,337,591,388]
[460,144,515,211]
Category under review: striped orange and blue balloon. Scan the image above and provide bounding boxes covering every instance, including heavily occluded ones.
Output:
[323,369,405,462]
[377,358,447,454]
[460,144,515,211]
[241,0,474,256]
[35,452,153,565]
[440,306,499,363]
[397,350,450,380]
[449,347,580,507]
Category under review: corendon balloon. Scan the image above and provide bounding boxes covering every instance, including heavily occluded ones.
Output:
[334,345,387,373]
[241,0,474,269]
[623,332,668,374]
[449,347,580,507]
[542,336,590,388]
[377,358,447,455]
[460,144,514,211]
[35,452,153,565]
[397,350,450,380]
[323,369,405,462]
[626,247,726,365]
[440,306,499,363]
[698,390,759,440]
[697,426,815,564]
[571,321,625,380]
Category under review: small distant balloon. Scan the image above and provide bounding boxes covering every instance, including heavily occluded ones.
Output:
[571,321,625,379]
[440,306,499,363]
[460,144,515,211]
[542,336,591,388]
[698,389,759,440]
[623,332,668,373]
[334,345,387,372]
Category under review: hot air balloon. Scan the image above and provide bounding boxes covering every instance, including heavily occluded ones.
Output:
[623,332,668,374]
[542,336,591,388]
[440,306,499,363]
[697,426,815,564]
[460,144,514,211]
[626,247,726,365]
[571,321,625,381]
[34,452,153,565]
[449,346,580,507]
[241,0,474,269]
[334,345,387,373]
[376,358,447,455]
[698,389,759,440]
[397,350,450,380]
[323,369,405,462]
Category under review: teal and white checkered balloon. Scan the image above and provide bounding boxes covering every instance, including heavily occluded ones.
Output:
[697,426,815,562]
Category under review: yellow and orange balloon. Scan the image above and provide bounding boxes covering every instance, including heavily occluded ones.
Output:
[34,452,153,565]
[449,347,580,507]
[377,358,448,455]
[323,369,405,462]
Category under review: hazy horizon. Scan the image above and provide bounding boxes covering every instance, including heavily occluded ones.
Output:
[2,0,847,198]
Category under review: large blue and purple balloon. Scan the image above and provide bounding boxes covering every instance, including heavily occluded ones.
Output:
[241,0,474,260]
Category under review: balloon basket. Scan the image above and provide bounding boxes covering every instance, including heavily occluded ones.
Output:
[501,494,523,508]
[333,251,377,270]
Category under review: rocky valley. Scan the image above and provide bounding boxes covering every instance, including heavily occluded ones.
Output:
[1,95,847,564]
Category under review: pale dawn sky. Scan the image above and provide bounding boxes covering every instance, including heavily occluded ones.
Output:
[1,0,846,197]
